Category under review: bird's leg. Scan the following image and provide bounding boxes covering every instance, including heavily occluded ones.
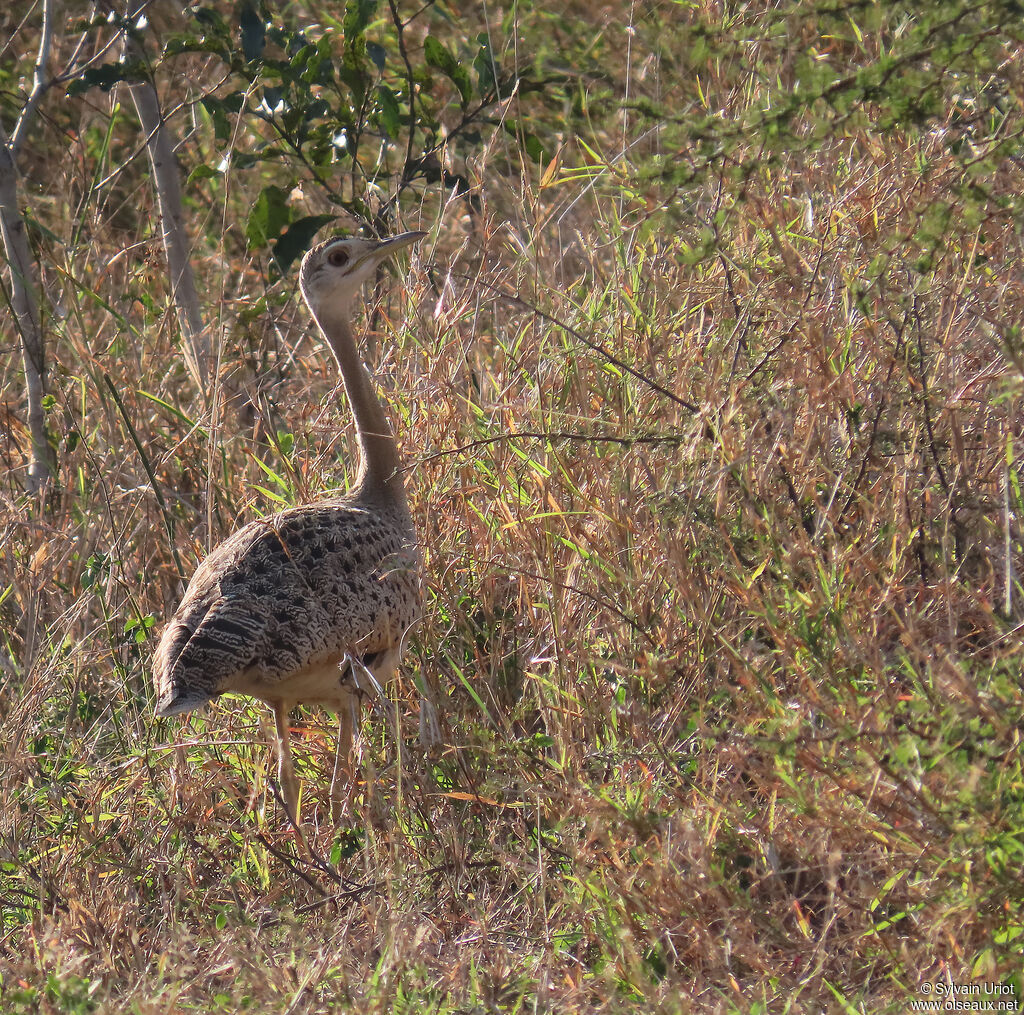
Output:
[170,740,189,809]
[330,691,356,822]
[273,700,302,827]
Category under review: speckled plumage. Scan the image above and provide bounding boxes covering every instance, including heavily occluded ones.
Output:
[153,231,426,823]
[153,497,420,715]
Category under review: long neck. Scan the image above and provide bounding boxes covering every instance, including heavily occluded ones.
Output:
[311,305,405,504]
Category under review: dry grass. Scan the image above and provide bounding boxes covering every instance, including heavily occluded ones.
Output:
[2,2,1024,1012]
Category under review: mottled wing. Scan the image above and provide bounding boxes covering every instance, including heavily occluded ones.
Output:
[153,502,420,716]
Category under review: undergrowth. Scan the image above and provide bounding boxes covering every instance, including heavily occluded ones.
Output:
[2,2,1024,1012]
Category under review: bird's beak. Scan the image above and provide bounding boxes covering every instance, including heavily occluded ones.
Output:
[350,231,427,274]
[374,230,428,255]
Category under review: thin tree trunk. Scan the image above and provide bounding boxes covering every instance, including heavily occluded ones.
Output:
[122,26,210,393]
[0,120,54,495]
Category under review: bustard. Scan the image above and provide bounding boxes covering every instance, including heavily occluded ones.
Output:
[153,231,426,824]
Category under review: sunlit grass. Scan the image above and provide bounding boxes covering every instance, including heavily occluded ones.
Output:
[3,2,1024,1013]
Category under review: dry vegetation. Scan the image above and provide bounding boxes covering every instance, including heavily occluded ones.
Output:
[2,1,1024,1012]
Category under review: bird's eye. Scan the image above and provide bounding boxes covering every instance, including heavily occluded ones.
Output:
[327,247,350,268]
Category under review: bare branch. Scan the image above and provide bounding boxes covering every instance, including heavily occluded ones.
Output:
[443,269,701,414]
[412,428,688,467]
[10,0,59,156]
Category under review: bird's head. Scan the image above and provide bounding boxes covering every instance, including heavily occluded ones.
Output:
[299,231,426,313]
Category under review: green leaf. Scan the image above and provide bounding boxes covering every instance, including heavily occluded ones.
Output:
[342,0,376,72]
[251,455,290,490]
[192,6,228,34]
[376,84,402,138]
[137,389,200,431]
[343,0,377,37]
[251,484,288,505]
[474,34,495,98]
[246,185,292,250]
[163,34,227,59]
[504,119,547,163]
[304,98,331,122]
[66,61,134,96]
[276,431,295,457]
[272,215,336,273]
[239,4,265,62]
[424,35,472,106]
[187,164,221,185]
[367,42,386,71]
[201,94,243,142]
[523,132,547,164]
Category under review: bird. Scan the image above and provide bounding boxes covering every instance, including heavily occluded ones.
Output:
[153,230,426,825]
